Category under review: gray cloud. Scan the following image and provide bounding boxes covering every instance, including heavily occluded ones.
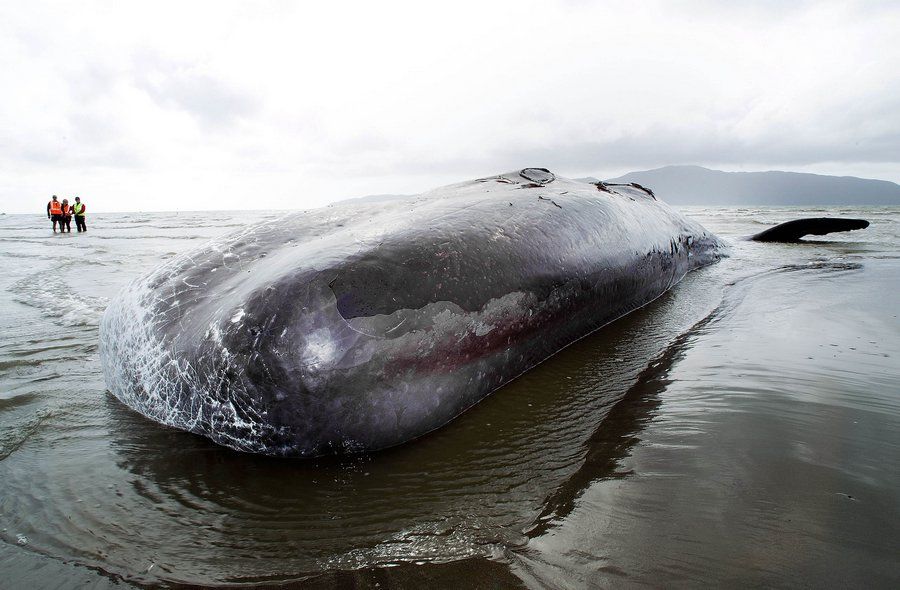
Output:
[132,51,259,129]
[1,0,898,213]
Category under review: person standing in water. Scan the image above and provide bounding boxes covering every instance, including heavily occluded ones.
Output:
[73,196,87,232]
[47,195,62,233]
[60,199,72,233]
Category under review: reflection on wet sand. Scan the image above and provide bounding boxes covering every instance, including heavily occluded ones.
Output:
[527,319,705,537]
[511,253,899,589]
[97,268,723,585]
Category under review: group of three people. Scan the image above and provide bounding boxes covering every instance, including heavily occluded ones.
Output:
[47,195,87,233]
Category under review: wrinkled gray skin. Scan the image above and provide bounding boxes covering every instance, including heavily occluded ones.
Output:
[100,169,726,456]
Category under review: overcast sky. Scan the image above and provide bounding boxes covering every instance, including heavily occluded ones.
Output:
[1,0,898,213]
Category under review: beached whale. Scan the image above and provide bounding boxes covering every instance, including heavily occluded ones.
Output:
[99,169,867,456]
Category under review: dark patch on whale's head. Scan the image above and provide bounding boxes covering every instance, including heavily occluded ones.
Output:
[519,168,555,184]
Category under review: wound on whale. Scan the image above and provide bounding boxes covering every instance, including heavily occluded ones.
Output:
[99,169,869,457]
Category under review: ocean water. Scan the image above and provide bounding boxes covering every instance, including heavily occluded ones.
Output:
[0,207,897,588]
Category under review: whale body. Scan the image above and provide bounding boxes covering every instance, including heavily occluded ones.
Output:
[100,169,729,456]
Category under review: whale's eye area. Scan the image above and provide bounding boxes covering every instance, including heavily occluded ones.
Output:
[519,168,555,184]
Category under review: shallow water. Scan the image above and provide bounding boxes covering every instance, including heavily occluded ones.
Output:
[0,207,898,588]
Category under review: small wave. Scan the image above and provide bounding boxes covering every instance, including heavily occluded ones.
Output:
[91,235,207,241]
[0,251,45,260]
[137,223,248,230]
[0,238,56,245]
[0,407,52,461]
[11,275,108,328]
[0,359,46,371]
[0,392,38,411]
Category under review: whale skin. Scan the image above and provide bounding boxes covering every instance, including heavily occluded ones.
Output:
[99,169,726,456]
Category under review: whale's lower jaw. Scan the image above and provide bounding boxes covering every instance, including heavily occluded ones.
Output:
[99,170,726,457]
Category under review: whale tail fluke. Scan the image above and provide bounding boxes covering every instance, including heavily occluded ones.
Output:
[750,218,870,242]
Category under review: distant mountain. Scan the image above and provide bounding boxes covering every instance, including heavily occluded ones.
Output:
[605,165,900,206]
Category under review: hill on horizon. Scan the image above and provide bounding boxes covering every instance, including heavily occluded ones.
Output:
[604,165,900,206]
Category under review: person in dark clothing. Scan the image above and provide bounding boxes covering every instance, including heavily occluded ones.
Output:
[73,196,87,232]
[60,199,72,233]
[47,195,62,233]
